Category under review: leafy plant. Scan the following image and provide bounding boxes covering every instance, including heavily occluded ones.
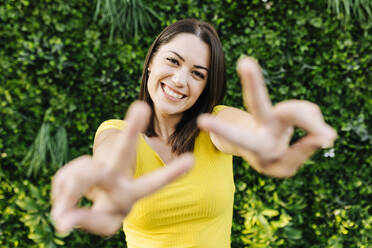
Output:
[94,0,160,42]
[15,181,66,248]
[1,0,371,247]
[21,120,68,178]
[327,0,372,23]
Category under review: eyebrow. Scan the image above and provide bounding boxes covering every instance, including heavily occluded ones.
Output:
[168,50,209,72]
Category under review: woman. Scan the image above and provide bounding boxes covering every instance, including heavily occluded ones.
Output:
[51,19,336,247]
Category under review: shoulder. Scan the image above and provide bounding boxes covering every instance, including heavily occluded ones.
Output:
[212,105,254,127]
[212,105,228,115]
[207,105,255,156]
[211,105,248,120]
[94,119,126,142]
[196,105,233,157]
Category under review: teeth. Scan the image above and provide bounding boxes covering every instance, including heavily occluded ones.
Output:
[163,85,184,99]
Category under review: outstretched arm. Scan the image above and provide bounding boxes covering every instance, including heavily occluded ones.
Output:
[198,57,337,178]
[51,102,194,236]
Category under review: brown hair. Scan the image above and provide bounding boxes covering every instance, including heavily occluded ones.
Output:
[139,19,226,154]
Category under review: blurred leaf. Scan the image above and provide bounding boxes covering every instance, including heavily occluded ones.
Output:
[94,0,160,42]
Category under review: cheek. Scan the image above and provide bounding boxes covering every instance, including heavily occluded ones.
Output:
[191,81,207,99]
[146,77,158,102]
[146,77,153,94]
[147,73,160,92]
[148,66,170,87]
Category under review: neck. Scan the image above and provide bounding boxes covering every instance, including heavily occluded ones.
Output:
[153,110,183,142]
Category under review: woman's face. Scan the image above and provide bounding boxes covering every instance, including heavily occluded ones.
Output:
[147,33,210,117]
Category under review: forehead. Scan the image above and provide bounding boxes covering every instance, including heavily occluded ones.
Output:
[158,33,210,67]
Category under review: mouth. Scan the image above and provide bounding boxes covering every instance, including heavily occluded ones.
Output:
[161,82,186,101]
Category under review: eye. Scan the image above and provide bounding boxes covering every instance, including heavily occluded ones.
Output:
[193,71,205,80]
[166,57,179,65]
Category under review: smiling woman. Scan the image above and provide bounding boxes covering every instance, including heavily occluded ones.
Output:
[140,19,226,155]
[51,19,337,247]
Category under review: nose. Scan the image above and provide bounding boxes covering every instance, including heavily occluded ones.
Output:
[172,68,188,87]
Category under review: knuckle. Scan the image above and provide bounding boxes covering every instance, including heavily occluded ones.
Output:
[309,106,321,117]
[52,174,61,188]
[76,155,93,165]
[308,102,320,112]
[65,175,80,193]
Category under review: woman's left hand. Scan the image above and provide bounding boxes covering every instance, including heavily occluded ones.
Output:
[198,57,337,178]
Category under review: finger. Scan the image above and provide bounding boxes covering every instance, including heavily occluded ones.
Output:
[130,153,194,200]
[237,57,273,123]
[198,114,263,154]
[123,101,151,139]
[109,101,151,172]
[118,101,151,149]
[263,134,326,178]
[274,100,337,148]
[51,156,102,220]
[54,208,123,236]
[51,158,88,220]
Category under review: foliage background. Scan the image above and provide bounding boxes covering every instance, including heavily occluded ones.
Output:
[0,0,371,247]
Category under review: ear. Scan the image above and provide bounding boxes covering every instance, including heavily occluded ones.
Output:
[148,62,152,72]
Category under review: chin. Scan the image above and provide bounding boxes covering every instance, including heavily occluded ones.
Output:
[154,101,191,117]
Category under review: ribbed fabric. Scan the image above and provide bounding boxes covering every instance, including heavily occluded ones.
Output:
[94,105,235,248]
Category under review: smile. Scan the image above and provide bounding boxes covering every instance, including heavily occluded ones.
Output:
[161,83,186,100]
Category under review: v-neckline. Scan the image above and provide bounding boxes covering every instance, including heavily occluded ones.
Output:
[141,134,167,166]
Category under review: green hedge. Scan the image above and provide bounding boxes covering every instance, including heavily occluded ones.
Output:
[0,0,371,247]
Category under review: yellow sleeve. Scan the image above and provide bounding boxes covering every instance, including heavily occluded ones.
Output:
[212,105,227,115]
[94,119,126,142]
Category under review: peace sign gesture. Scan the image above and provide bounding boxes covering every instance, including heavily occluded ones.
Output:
[51,102,194,236]
[198,57,337,178]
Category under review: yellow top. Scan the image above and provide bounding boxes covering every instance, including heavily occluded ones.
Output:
[95,105,235,248]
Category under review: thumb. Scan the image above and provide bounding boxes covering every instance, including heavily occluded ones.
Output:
[54,209,123,236]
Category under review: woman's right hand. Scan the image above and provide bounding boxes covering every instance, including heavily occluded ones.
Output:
[51,102,194,236]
